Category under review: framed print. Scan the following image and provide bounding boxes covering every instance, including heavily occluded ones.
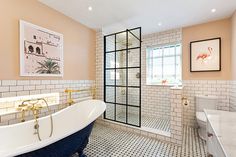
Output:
[20,20,63,77]
[190,37,221,72]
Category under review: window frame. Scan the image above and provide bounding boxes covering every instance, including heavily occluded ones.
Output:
[146,42,182,86]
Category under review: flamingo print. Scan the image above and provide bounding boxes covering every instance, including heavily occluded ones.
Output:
[196,47,213,62]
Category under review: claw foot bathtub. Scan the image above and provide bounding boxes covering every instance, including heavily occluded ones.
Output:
[0,100,106,157]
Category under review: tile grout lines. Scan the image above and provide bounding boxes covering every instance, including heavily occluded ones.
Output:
[76,123,206,157]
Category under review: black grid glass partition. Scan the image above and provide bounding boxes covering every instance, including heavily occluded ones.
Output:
[104,27,141,127]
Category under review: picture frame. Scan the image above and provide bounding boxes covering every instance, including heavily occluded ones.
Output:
[20,20,64,77]
[190,37,221,72]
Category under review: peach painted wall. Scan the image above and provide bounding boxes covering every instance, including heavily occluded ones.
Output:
[0,0,96,80]
[232,11,236,80]
[182,18,231,80]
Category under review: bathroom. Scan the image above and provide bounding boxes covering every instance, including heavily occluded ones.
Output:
[0,0,236,157]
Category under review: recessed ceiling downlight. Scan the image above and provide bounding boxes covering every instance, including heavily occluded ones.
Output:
[88,6,93,11]
[158,22,162,26]
[211,8,216,13]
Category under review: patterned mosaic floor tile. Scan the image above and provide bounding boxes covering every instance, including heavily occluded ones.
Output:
[141,116,170,132]
[116,112,170,132]
[78,123,206,157]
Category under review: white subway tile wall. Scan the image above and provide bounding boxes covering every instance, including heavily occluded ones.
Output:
[141,29,182,118]
[183,80,230,126]
[0,80,94,126]
[96,30,104,101]
[230,81,236,111]
[170,87,183,145]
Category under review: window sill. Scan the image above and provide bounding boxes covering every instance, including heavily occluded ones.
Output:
[145,83,182,87]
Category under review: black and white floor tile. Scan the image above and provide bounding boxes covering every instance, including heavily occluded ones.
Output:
[116,112,170,133]
[78,123,206,157]
[141,116,170,133]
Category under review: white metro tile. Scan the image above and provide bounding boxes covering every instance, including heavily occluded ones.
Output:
[2,80,16,86]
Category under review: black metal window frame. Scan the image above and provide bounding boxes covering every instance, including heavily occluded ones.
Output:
[104,27,142,127]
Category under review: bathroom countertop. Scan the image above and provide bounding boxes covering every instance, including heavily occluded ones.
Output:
[204,109,236,157]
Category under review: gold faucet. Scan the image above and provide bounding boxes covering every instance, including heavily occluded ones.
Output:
[17,103,29,122]
[17,103,27,122]
[17,98,53,141]
[17,100,42,121]
[65,89,75,105]
[65,87,96,106]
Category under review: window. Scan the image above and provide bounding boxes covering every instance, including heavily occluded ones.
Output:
[146,43,182,85]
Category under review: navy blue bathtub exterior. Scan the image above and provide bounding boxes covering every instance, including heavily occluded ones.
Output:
[16,121,94,157]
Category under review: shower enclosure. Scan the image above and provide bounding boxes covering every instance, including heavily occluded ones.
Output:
[104,27,141,127]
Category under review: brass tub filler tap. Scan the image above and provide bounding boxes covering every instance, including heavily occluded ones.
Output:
[65,87,96,106]
[17,98,53,141]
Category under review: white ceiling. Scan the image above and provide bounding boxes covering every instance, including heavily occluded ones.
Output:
[39,0,236,35]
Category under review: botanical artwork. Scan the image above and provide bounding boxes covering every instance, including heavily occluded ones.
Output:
[190,38,221,72]
[20,20,63,76]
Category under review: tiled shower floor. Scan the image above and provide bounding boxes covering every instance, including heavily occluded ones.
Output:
[141,116,170,133]
[116,112,170,133]
[78,123,206,157]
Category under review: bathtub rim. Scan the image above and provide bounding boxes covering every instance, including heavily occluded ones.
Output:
[0,99,104,128]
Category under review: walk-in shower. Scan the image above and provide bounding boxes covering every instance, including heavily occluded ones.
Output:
[104,27,171,135]
[104,27,141,127]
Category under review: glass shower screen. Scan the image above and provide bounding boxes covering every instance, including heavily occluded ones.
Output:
[104,27,141,127]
